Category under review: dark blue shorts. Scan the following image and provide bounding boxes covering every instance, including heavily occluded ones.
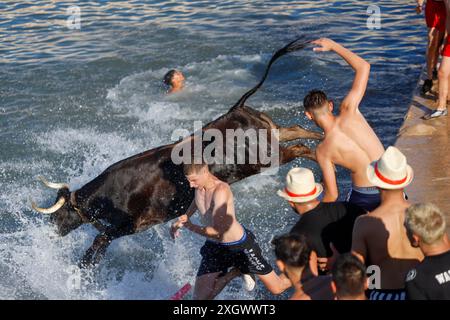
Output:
[367,288,406,300]
[197,228,273,277]
[346,186,381,212]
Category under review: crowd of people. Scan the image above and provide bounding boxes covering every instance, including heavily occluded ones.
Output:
[164,3,450,300]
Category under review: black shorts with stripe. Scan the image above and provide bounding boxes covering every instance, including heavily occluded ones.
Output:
[197,228,273,277]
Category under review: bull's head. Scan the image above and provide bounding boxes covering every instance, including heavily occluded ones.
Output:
[30,176,83,236]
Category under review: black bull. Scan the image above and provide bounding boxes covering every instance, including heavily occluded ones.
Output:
[31,37,322,267]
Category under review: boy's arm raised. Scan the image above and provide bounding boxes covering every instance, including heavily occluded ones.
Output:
[313,38,370,113]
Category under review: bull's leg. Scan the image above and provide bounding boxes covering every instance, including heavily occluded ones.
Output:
[79,226,134,268]
[279,125,323,142]
[280,144,316,164]
[79,233,113,268]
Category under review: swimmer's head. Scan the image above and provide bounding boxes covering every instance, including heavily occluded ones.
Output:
[272,233,311,280]
[183,162,210,189]
[303,90,333,125]
[163,69,185,93]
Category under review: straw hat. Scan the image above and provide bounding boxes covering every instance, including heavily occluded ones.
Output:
[277,167,323,203]
[367,146,414,190]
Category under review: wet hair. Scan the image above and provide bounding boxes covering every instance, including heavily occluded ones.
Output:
[271,233,311,268]
[405,203,447,245]
[183,161,208,176]
[332,253,367,298]
[163,69,178,86]
[303,90,329,115]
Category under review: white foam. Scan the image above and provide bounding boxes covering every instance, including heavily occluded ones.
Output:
[1,51,294,300]
[105,53,264,124]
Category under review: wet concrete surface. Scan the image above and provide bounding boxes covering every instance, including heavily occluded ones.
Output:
[395,71,450,233]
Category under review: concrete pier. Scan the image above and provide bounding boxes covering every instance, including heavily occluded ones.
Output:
[395,71,450,232]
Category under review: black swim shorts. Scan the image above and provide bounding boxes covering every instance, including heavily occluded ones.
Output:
[197,228,273,277]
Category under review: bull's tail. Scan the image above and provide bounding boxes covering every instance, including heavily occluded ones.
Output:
[231,36,312,110]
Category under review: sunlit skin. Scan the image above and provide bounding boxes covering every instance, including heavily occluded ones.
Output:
[167,71,185,94]
[351,188,424,289]
[306,38,384,202]
[169,166,292,299]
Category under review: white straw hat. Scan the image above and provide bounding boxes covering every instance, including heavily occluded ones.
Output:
[277,167,323,203]
[367,146,414,190]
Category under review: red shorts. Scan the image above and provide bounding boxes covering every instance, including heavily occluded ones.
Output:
[443,38,450,57]
[425,0,447,32]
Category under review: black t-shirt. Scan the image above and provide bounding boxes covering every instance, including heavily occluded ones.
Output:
[405,250,450,300]
[289,202,365,257]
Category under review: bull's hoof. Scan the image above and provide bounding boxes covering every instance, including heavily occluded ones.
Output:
[78,260,93,269]
[79,254,97,269]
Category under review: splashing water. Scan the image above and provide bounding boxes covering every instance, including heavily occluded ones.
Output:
[0,0,426,299]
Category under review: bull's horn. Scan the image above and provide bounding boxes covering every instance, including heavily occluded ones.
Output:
[37,176,69,190]
[30,196,66,214]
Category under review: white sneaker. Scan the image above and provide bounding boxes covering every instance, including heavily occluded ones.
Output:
[423,109,448,120]
[242,273,256,291]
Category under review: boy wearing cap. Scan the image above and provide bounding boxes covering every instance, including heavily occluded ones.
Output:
[277,167,365,273]
[351,146,424,300]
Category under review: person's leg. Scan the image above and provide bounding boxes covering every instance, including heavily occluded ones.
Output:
[434,30,445,76]
[427,28,441,80]
[208,268,241,298]
[423,28,441,94]
[194,269,241,300]
[437,56,450,110]
[193,272,222,300]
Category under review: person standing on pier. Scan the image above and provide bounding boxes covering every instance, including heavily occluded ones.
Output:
[424,0,450,119]
[416,0,446,95]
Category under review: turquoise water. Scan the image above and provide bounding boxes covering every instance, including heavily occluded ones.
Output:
[0,1,426,299]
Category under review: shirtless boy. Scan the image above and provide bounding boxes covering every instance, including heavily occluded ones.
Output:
[171,163,291,299]
[351,147,424,300]
[303,38,384,211]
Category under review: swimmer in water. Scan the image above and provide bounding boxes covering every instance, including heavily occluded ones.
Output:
[163,69,185,94]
